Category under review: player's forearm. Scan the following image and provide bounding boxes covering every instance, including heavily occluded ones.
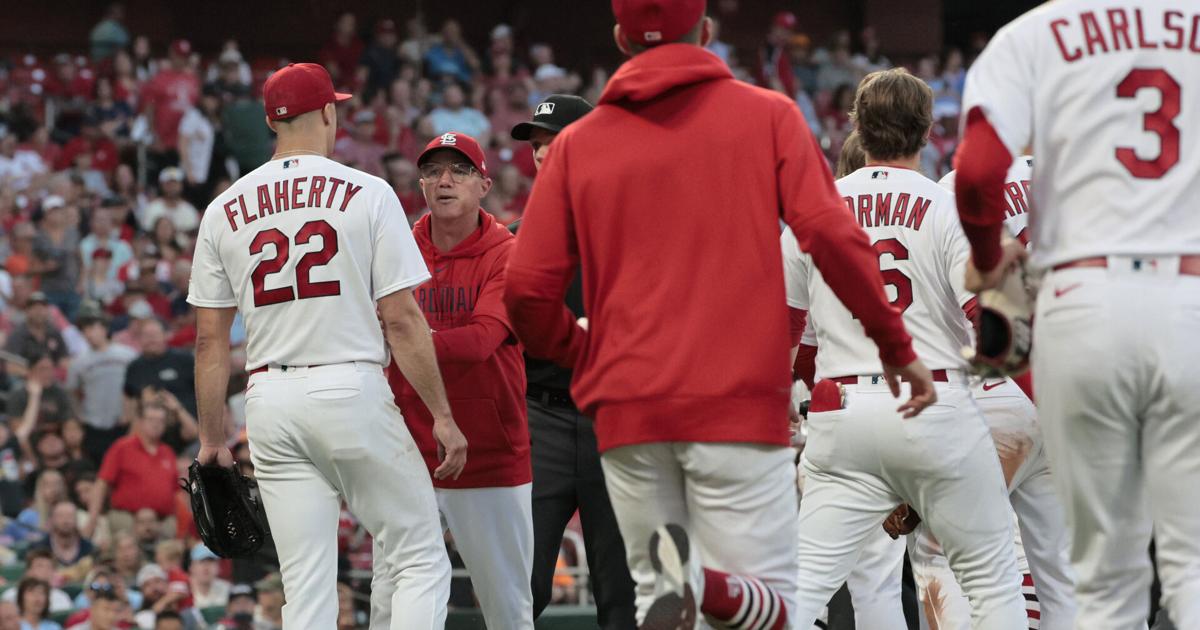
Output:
[433,316,511,364]
[87,480,107,521]
[194,307,235,449]
[380,291,454,420]
[955,109,1014,272]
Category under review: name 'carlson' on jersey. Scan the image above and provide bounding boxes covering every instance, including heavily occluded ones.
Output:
[186,155,429,371]
[782,166,973,380]
[963,0,1200,269]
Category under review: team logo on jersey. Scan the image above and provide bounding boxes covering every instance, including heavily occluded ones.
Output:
[274,106,288,116]
[439,133,458,146]
[283,159,300,169]
[535,102,555,116]
[871,170,889,180]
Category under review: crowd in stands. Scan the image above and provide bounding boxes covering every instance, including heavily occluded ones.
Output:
[0,3,986,627]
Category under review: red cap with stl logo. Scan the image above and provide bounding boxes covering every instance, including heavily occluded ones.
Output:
[263,63,352,121]
[417,132,489,177]
[611,0,705,47]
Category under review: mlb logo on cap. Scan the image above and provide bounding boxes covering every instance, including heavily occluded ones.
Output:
[439,133,458,146]
[535,102,556,116]
[275,106,288,116]
[644,31,663,42]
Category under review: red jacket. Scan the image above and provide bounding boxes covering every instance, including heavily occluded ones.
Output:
[388,209,530,488]
[504,44,916,452]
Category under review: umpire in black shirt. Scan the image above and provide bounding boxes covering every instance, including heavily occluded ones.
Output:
[510,95,636,628]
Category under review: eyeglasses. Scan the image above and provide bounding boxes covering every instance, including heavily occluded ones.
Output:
[89,582,115,594]
[419,162,478,183]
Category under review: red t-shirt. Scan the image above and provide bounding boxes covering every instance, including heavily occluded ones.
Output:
[98,435,178,517]
[58,136,119,172]
[140,69,199,150]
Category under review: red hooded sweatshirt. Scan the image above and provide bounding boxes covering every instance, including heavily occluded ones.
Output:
[504,44,916,453]
[388,209,531,488]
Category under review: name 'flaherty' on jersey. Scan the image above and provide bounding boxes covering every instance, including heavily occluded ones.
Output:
[220,175,364,232]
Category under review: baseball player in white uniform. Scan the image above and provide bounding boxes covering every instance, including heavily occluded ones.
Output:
[897,158,1076,630]
[188,63,468,629]
[955,3,1200,627]
[784,68,1024,630]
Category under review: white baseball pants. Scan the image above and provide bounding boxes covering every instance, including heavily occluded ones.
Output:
[244,362,450,630]
[601,442,800,628]
[907,381,1077,630]
[1034,259,1200,630]
[794,377,1025,630]
[436,484,535,630]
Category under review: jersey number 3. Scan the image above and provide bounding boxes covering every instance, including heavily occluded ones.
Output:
[1116,68,1181,179]
[250,219,341,307]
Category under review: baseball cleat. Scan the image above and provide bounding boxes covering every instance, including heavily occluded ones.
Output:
[641,523,700,630]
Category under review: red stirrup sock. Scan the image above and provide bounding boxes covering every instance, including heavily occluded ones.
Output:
[700,569,787,630]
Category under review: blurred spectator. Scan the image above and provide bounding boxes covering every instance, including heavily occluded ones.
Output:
[213,584,254,630]
[87,403,177,540]
[68,568,142,621]
[123,316,195,417]
[209,51,250,104]
[57,116,118,176]
[139,40,199,158]
[423,19,479,84]
[788,34,818,96]
[89,4,129,62]
[382,153,424,223]
[133,563,187,629]
[757,11,796,95]
[187,544,228,608]
[88,79,133,141]
[15,577,61,630]
[110,50,140,106]
[45,55,94,107]
[852,27,891,75]
[32,433,70,476]
[0,423,26,518]
[219,89,271,177]
[333,110,387,177]
[32,501,95,582]
[110,533,142,588]
[7,470,66,544]
[0,135,48,193]
[7,227,39,278]
[705,17,734,67]
[152,611,182,630]
[0,601,16,630]
[252,575,282,630]
[1,550,72,612]
[151,541,190,608]
[64,587,122,630]
[177,86,223,209]
[6,293,67,368]
[11,352,73,437]
[428,83,490,140]
[486,84,531,141]
[816,31,862,93]
[138,169,197,234]
[32,198,83,319]
[80,207,134,281]
[320,12,364,89]
[68,304,133,460]
[483,164,528,223]
[362,19,401,99]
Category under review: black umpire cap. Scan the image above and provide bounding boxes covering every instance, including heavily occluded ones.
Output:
[510,94,594,140]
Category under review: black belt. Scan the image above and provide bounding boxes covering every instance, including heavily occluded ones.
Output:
[527,383,576,409]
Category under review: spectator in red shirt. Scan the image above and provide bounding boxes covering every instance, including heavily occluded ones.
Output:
[139,40,199,154]
[153,540,193,609]
[45,54,94,101]
[319,12,365,90]
[57,115,119,174]
[85,402,177,540]
[382,153,425,224]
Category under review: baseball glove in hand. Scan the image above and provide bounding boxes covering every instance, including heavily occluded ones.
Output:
[181,461,270,558]
[883,504,922,539]
[968,257,1035,377]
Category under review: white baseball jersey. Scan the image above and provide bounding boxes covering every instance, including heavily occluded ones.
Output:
[782,166,972,379]
[963,0,1200,270]
[940,156,1034,244]
[187,155,429,370]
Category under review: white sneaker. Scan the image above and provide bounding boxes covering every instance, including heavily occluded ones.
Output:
[642,523,704,630]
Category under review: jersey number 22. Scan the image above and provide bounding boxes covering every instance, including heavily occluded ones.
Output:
[250,219,341,307]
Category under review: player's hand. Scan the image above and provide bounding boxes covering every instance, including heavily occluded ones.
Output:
[882,504,922,539]
[196,444,235,468]
[432,417,468,480]
[882,358,937,419]
[965,238,1027,293]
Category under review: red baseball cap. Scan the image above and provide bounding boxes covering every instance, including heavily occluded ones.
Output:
[773,11,798,30]
[263,63,352,121]
[170,39,191,57]
[612,0,705,47]
[417,132,488,177]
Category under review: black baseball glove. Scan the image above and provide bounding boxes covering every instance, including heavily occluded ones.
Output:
[181,461,270,558]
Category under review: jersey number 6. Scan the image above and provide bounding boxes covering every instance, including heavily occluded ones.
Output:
[873,238,914,314]
[1116,67,1181,180]
[250,219,342,307]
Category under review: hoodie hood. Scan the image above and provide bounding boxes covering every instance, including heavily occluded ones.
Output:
[414,208,513,260]
[599,44,733,105]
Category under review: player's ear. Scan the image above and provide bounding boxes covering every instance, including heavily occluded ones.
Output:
[479,176,493,198]
[613,24,632,57]
[699,17,714,47]
[321,102,335,127]
[264,116,277,133]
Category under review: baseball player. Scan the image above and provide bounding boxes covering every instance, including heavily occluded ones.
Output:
[783,68,1025,629]
[510,95,638,629]
[188,63,467,629]
[386,131,534,630]
[955,2,1200,627]
[891,157,1076,630]
[505,1,931,627]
